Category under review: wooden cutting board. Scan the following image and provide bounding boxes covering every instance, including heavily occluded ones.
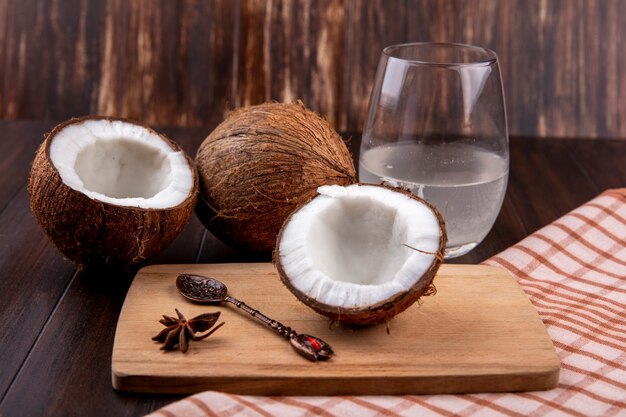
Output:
[112,263,559,395]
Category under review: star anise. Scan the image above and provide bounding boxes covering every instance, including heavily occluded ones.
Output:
[152,308,225,353]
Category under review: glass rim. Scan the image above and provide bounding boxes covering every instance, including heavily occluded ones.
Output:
[382,42,498,67]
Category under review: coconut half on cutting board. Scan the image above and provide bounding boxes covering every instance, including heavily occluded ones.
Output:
[275,184,447,325]
[28,117,198,269]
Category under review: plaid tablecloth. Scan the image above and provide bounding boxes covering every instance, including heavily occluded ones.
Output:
[148,189,626,417]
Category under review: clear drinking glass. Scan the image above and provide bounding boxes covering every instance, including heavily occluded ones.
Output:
[359,42,509,258]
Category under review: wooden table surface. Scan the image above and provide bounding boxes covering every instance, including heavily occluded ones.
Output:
[1,120,625,416]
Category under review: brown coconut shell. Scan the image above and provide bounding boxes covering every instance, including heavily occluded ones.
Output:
[28,116,198,270]
[195,101,356,252]
[274,184,447,326]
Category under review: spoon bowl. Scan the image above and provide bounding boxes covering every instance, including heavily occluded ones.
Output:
[176,273,228,302]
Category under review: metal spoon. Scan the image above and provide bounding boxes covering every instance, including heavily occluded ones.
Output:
[175,273,334,361]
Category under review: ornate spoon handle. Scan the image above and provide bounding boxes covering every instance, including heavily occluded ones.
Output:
[224,296,334,361]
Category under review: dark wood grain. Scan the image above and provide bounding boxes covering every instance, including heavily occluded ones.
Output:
[506,138,601,234]
[1,0,107,119]
[237,0,347,127]
[0,121,51,213]
[0,0,235,126]
[0,222,207,417]
[0,0,7,117]
[0,194,75,401]
[119,0,237,126]
[0,268,150,417]
[568,138,626,190]
[2,1,626,138]
[0,120,75,401]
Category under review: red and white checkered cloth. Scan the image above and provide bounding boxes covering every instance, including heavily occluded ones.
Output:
[148,189,626,417]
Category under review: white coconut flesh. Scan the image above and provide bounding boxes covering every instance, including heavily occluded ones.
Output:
[278,184,443,309]
[49,119,194,209]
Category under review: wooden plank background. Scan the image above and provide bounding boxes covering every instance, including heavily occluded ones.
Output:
[1,0,625,139]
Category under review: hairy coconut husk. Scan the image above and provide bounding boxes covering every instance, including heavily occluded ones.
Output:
[274,184,447,326]
[195,101,356,252]
[28,117,198,270]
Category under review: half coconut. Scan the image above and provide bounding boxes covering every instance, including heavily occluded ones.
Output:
[28,117,198,269]
[275,184,447,326]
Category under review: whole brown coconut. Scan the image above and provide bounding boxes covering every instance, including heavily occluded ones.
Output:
[195,101,356,252]
[275,183,447,326]
[28,117,198,269]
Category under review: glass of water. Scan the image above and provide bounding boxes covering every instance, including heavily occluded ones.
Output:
[359,42,509,258]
